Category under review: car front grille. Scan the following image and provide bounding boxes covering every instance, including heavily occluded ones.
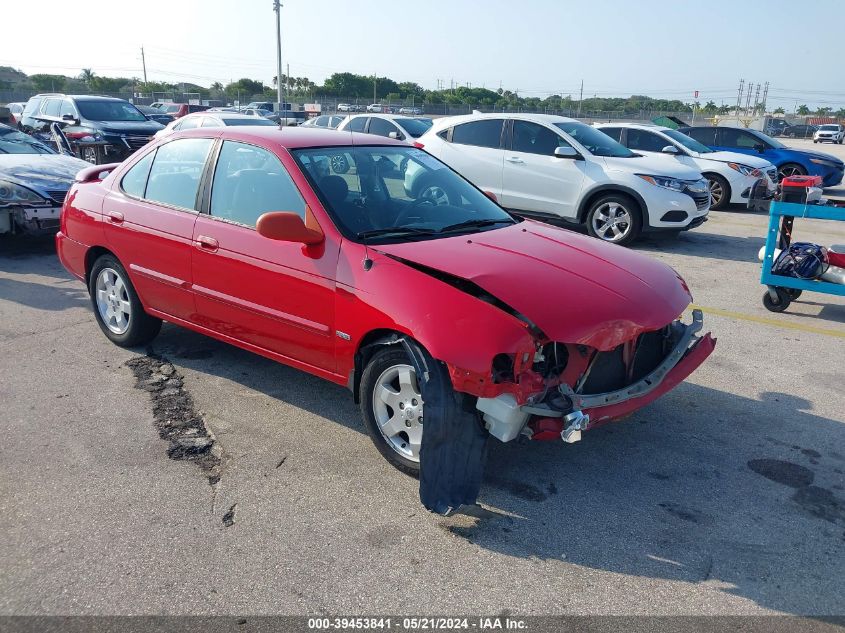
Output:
[684,188,710,211]
[580,328,670,394]
[46,189,68,206]
[122,136,153,150]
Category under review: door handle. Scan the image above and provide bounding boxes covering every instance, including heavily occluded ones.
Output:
[107,211,124,224]
[196,235,219,252]
[506,156,524,164]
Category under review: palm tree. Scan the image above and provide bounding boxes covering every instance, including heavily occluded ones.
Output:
[79,68,95,86]
[210,81,223,94]
[796,104,810,116]
[773,107,785,114]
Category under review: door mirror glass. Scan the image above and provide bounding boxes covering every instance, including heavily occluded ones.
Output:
[256,211,324,245]
[755,143,767,153]
[661,145,679,154]
[553,146,578,158]
[388,131,400,139]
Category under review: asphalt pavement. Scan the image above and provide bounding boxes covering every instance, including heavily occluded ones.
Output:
[0,161,844,616]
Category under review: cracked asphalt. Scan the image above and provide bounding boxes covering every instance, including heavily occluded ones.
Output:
[1,143,844,616]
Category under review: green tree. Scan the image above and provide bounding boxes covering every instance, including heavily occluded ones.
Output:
[796,104,810,115]
[29,74,67,92]
[79,68,95,86]
[224,78,265,98]
[773,107,785,114]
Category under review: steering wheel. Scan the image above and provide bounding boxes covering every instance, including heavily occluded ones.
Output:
[394,197,436,225]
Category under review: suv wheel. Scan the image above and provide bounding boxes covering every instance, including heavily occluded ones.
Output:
[586,194,642,245]
[89,254,162,347]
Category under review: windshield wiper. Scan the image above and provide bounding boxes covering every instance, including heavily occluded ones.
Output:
[437,218,513,233]
[356,227,438,240]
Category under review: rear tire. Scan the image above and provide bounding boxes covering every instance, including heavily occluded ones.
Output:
[705,174,731,211]
[89,254,162,347]
[585,193,642,246]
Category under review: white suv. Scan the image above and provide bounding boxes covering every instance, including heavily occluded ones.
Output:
[597,123,777,210]
[813,124,844,144]
[415,113,709,244]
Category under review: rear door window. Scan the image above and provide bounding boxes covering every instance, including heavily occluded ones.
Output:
[346,117,368,132]
[451,119,504,149]
[43,99,61,118]
[718,128,760,149]
[144,138,214,210]
[626,129,670,152]
[684,127,716,146]
[121,150,156,198]
[600,127,623,142]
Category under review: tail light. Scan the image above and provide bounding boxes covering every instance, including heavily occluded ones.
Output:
[413,141,425,149]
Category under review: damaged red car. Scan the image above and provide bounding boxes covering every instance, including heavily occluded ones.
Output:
[56,127,715,514]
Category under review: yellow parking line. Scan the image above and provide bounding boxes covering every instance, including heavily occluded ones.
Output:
[687,304,845,340]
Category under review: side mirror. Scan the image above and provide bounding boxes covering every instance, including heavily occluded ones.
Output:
[755,143,766,153]
[62,114,78,123]
[483,191,498,203]
[661,145,679,154]
[256,211,324,245]
[553,146,579,159]
[388,131,400,139]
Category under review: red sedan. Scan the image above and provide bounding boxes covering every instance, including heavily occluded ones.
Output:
[57,127,715,514]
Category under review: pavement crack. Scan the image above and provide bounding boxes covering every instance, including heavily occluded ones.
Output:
[222,503,238,527]
[126,353,222,488]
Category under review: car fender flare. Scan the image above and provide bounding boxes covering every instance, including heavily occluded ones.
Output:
[576,184,647,224]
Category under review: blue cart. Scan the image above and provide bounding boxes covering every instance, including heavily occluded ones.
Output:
[761,200,845,312]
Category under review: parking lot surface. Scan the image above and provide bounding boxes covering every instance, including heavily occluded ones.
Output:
[1,139,844,617]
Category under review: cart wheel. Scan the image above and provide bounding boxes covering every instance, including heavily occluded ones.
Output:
[763,288,791,312]
[784,289,803,300]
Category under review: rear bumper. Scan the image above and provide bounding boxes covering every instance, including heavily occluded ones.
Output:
[55,231,87,282]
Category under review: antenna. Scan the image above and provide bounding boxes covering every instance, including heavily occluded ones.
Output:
[363,242,373,271]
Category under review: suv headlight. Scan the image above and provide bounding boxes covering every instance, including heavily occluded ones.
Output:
[636,174,686,192]
[0,180,49,207]
[727,162,761,177]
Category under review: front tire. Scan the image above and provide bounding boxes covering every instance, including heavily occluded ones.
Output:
[89,254,162,347]
[585,193,642,246]
[706,174,731,211]
[778,163,807,181]
[360,347,426,475]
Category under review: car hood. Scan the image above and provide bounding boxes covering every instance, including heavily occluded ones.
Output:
[0,154,90,193]
[95,120,164,135]
[693,150,772,169]
[376,220,692,350]
[781,147,843,165]
[601,154,702,179]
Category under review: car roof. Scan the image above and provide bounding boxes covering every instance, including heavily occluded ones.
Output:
[347,113,415,121]
[428,111,576,130]
[175,126,408,149]
[596,122,671,132]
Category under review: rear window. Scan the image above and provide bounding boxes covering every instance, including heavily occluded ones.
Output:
[451,119,504,149]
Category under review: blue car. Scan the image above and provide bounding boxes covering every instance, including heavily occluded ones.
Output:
[680,126,845,187]
[0,123,89,236]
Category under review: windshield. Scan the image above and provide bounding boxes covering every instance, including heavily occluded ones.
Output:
[292,145,516,243]
[663,128,714,154]
[554,121,634,157]
[0,127,56,154]
[397,118,433,138]
[222,118,277,126]
[77,100,147,122]
[819,125,839,131]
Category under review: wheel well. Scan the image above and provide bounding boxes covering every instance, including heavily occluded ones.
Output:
[352,328,414,403]
[577,188,644,224]
[84,246,114,286]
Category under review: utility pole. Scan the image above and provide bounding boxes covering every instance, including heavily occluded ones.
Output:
[273,0,283,111]
[141,46,148,84]
[735,79,744,116]
[576,79,584,117]
[761,81,770,115]
[373,74,377,103]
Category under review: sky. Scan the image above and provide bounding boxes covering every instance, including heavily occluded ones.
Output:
[3,0,843,110]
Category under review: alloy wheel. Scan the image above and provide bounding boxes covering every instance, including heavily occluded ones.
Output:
[372,364,424,462]
[708,178,724,207]
[778,165,804,180]
[591,202,632,242]
[419,185,450,206]
[95,268,132,334]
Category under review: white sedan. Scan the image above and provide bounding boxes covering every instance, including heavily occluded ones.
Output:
[154,112,276,139]
[597,122,777,210]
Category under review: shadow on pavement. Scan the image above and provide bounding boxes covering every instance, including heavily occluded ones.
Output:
[148,325,845,616]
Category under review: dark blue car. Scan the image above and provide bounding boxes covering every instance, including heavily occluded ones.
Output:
[680,126,844,187]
